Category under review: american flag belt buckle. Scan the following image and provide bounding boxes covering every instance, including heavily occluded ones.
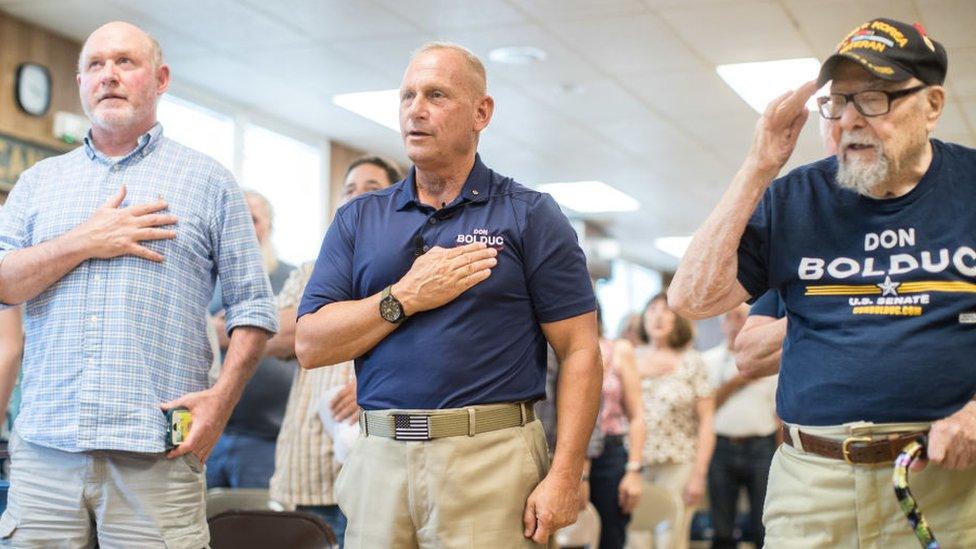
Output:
[393,414,431,441]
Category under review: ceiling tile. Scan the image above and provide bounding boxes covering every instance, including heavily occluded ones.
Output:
[373,0,527,31]
[121,0,311,49]
[518,78,650,127]
[546,12,706,75]
[238,0,419,42]
[658,1,814,65]
[511,0,648,22]
[916,0,976,49]
[434,24,606,86]
[935,101,972,136]
[622,67,752,118]
[947,47,976,100]
[783,0,918,59]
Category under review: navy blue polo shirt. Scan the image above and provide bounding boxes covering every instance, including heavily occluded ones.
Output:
[737,139,976,426]
[299,155,596,410]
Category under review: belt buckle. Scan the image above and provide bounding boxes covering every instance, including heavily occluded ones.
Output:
[392,414,431,441]
[842,436,872,464]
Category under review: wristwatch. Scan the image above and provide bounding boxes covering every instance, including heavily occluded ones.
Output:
[379,285,407,324]
[625,461,644,473]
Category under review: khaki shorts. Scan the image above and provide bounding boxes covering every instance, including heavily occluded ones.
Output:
[0,432,208,548]
[764,422,976,548]
[335,412,551,549]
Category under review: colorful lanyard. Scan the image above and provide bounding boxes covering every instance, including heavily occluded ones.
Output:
[892,436,940,549]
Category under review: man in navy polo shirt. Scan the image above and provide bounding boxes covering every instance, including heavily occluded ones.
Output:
[295,42,602,548]
[669,18,976,546]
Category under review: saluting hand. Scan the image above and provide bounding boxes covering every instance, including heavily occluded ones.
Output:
[73,185,178,262]
[392,241,497,315]
[748,80,819,174]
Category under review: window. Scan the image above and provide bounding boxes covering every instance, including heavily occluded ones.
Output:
[242,124,323,266]
[596,260,662,339]
[158,94,328,267]
[157,95,234,172]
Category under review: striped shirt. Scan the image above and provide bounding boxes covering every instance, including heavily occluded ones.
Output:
[270,262,353,506]
[0,124,278,453]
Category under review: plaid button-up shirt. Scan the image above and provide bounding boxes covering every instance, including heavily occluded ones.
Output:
[0,124,278,453]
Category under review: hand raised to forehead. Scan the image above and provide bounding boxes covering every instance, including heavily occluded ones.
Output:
[391,241,498,316]
[748,80,819,173]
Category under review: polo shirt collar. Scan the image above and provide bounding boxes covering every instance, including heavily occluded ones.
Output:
[395,153,492,211]
[84,122,163,163]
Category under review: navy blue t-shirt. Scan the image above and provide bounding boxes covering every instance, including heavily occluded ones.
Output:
[738,139,976,425]
[749,290,786,319]
[299,155,596,410]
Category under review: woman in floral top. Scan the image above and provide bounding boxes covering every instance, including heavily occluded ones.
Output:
[635,292,715,549]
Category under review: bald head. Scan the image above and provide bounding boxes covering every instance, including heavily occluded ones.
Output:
[77,21,170,141]
[80,21,163,72]
[410,42,487,99]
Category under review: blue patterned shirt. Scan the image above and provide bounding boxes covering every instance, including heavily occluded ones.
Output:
[0,124,278,453]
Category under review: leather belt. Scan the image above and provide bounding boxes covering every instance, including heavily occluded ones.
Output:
[360,402,535,441]
[782,425,927,464]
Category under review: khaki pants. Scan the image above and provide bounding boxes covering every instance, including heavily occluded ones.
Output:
[647,462,695,549]
[0,432,208,548]
[335,412,551,549]
[764,422,976,548]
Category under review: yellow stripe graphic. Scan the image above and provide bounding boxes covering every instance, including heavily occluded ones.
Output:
[805,280,976,296]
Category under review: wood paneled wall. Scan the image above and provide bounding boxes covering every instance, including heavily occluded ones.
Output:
[0,10,83,152]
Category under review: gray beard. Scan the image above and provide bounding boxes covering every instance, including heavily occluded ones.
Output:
[836,152,890,197]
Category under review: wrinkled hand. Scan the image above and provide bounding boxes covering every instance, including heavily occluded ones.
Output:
[74,185,178,262]
[683,473,706,507]
[392,242,497,315]
[523,471,581,544]
[912,401,976,471]
[748,80,818,173]
[330,380,359,424]
[161,388,235,463]
[618,471,643,514]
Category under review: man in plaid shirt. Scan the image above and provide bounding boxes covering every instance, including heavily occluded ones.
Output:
[0,21,277,547]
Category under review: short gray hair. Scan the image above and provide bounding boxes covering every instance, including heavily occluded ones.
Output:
[412,41,487,96]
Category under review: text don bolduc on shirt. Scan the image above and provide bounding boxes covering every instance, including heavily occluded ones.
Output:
[299,155,596,411]
[738,139,976,426]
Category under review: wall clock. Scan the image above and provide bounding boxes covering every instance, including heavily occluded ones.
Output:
[15,63,52,117]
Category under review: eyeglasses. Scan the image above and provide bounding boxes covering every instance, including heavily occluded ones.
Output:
[817,85,928,120]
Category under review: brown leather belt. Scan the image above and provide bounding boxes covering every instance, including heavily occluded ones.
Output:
[782,425,927,464]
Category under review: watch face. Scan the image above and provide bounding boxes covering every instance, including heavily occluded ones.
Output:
[15,63,52,117]
[380,296,403,322]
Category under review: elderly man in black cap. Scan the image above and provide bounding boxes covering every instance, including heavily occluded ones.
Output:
[668,17,976,547]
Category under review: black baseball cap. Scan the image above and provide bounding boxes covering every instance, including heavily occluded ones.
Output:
[817,18,948,86]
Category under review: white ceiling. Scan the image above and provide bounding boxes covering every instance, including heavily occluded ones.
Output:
[3,0,975,270]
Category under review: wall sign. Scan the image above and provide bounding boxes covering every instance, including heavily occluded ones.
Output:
[0,133,61,191]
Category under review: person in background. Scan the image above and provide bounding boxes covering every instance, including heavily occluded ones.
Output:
[270,155,402,545]
[0,21,276,546]
[590,305,645,549]
[617,312,644,348]
[635,293,714,549]
[206,190,297,489]
[703,303,778,548]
